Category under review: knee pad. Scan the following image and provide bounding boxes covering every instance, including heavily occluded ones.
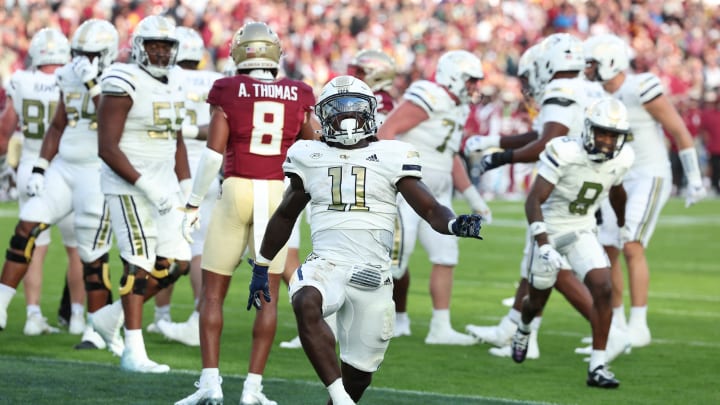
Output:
[119,262,147,296]
[151,258,189,289]
[5,223,49,263]
[83,253,111,292]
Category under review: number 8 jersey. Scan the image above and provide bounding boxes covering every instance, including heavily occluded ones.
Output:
[537,137,634,234]
[206,75,315,180]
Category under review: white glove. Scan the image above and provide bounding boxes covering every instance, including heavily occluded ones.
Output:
[71,55,99,84]
[26,172,45,197]
[181,206,201,244]
[462,186,492,225]
[684,180,707,208]
[26,158,49,197]
[135,176,172,215]
[530,244,563,290]
[464,134,500,155]
[181,124,199,139]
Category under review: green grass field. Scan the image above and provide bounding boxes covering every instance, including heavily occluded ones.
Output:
[0,197,718,404]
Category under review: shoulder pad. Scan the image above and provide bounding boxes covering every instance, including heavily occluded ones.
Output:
[635,73,663,104]
[101,63,139,98]
[541,136,585,167]
[404,80,451,114]
[541,79,582,106]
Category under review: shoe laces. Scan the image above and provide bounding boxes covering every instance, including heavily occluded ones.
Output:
[513,329,530,350]
[592,365,615,379]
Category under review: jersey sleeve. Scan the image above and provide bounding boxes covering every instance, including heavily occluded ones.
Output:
[403,80,448,116]
[206,77,231,107]
[282,140,311,192]
[539,80,580,130]
[537,137,580,184]
[5,71,22,100]
[391,141,422,184]
[636,73,664,104]
[101,64,137,99]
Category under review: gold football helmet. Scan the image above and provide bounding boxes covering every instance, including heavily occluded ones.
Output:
[347,49,396,92]
[230,22,282,70]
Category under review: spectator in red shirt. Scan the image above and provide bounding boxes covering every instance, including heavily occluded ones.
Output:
[699,89,720,195]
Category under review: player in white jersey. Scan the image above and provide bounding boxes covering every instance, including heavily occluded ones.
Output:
[0,28,82,336]
[94,15,191,374]
[376,50,488,345]
[512,97,633,389]
[153,26,223,347]
[464,35,629,361]
[584,34,706,349]
[248,76,483,404]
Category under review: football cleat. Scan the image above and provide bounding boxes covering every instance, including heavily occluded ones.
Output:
[120,350,170,373]
[425,327,478,346]
[465,317,517,347]
[241,381,277,405]
[147,311,171,334]
[628,323,651,348]
[279,335,302,349]
[587,365,620,389]
[175,378,223,405]
[157,313,200,347]
[394,315,411,337]
[75,325,107,350]
[489,329,539,359]
[23,313,60,336]
[0,306,7,330]
[69,311,86,335]
[510,328,531,363]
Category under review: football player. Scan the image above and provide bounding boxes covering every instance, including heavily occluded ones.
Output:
[251,75,482,404]
[585,34,706,348]
[512,97,634,389]
[377,50,487,345]
[95,15,191,373]
[0,28,82,336]
[174,22,316,405]
[153,26,223,348]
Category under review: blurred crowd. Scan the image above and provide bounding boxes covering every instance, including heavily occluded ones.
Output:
[1,0,719,196]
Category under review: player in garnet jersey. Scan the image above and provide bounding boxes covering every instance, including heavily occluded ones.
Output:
[176,22,317,405]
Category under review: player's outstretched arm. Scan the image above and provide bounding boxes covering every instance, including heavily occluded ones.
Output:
[479,122,568,174]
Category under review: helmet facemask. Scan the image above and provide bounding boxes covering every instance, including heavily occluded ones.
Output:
[317,94,377,146]
[582,98,630,162]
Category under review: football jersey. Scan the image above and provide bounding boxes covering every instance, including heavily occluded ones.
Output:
[206,75,315,180]
[100,63,185,195]
[175,67,223,164]
[537,136,634,234]
[5,69,60,163]
[55,63,101,164]
[284,139,422,266]
[611,72,670,177]
[536,77,606,139]
[396,80,468,173]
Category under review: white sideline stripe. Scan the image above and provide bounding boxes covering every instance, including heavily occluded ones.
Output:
[5,355,555,405]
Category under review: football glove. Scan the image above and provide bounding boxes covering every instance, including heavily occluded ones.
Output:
[530,244,564,290]
[450,214,484,239]
[463,134,500,155]
[71,55,99,84]
[684,180,707,208]
[180,205,200,244]
[135,176,172,215]
[479,150,513,175]
[247,260,271,311]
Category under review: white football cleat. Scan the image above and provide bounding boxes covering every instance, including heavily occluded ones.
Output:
[279,335,302,349]
[175,378,223,405]
[425,327,478,346]
[23,313,60,336]
[69,312,86,335]
[393,313,411,337]
[465,316,517,347]
[628,323,651,348]
[241,381,277,405]
[120,350,170,373]
[501,297,515,307]
[489,329,540,359]
[157,313,200,347]
[0,305,7,330]
[580,335,593,344]
[90,302,125,357]
[75,325,107,350]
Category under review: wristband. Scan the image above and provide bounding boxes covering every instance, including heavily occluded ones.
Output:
[447,219,456,234]
[87,83,101,98]
[255,253,272,266]
[529,221,547,236]
[678,147,702,185]
[84,78,98,90]
[182,124,199,139]
[32,157,50,174]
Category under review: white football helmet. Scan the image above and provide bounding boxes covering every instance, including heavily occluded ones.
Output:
[71,19,119,72]
[175,26,204,63]
[131,15,178,77]
[435,50,484,104]
[231,22,282,70]
[517,43,542,100]
[347,49,396,92]
[582,97,630,162]
[28,28,70,68]
[584,34,629,82]
[535,33,585,86]
[315,76,378,146]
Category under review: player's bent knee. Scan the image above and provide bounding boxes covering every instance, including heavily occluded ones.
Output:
[151,258,190,289]
[6,222,49,263]
[83,253,112,291]
[119,263,146,296]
